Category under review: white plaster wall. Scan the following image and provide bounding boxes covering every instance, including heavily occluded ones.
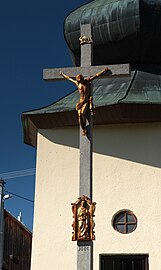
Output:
[31,123,161,270]
[31,128,79,270]
[93,123,161,270]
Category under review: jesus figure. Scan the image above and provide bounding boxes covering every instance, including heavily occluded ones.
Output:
[60,67,108,135]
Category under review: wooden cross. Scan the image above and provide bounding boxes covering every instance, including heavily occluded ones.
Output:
[43,24,130,270]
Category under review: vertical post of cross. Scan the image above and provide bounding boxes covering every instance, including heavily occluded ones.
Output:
[77,24,93,270]
[79,23,93,200]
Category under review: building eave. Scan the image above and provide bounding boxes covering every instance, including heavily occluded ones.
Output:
[22,103,161,148]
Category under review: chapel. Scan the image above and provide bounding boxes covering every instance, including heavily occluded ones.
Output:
[22,0,161,269]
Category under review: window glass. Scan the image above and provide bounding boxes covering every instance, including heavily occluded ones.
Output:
[115,224,125,234]
[127,224,136,233]
[115,213,125,223]
[127,213,135,223]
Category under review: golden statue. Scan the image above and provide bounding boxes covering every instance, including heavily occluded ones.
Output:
[71,195,96,241]
[77,199,90,238]
[60,68,109,135]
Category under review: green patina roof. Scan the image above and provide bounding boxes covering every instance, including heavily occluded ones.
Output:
[23,66,161,116]
[22,65,161,147]
[64,0,161,65]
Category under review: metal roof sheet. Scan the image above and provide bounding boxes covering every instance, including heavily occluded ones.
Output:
[22,65,161,147]
[64,0,161,65]
[23,65,161,116]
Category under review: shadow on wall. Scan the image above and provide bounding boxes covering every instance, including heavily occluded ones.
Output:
[39,123,161,169]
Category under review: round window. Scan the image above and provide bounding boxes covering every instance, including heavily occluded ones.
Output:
[112,210,137,234]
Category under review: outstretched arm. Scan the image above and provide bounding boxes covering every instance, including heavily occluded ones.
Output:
[60,71,77,85]
[88,68,110,81]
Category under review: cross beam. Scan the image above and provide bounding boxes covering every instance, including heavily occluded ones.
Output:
[43,64,130,81]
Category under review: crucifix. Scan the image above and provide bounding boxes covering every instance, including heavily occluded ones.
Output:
[43,24,130,270]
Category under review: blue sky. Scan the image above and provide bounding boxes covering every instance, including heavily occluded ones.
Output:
[0,0,88,231]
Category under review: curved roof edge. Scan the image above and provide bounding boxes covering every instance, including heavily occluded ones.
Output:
[22,64,161,147]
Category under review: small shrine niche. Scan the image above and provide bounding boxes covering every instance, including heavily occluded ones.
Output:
[71,195,96,241]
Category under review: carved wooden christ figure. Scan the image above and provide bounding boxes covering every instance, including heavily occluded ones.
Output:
[60,68,108,135]
[71,195,96,241]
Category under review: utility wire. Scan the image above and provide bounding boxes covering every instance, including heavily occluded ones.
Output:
[0,168,36,180]
[0,169,35,203]
[5,190,34,203]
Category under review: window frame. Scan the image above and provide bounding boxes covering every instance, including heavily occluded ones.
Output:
[100,254,149,270]
[112,210,137,234]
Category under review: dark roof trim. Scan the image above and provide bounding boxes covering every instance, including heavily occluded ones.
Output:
[22,103,161,148]
[4,210,32,235]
